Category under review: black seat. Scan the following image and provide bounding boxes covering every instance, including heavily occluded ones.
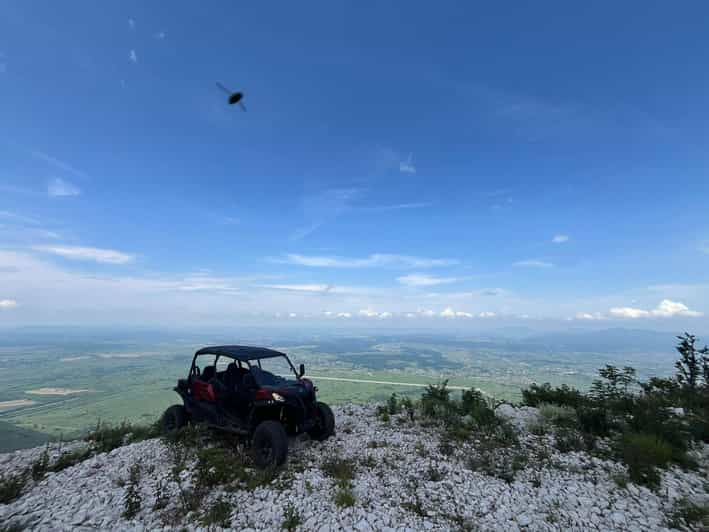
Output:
[202,365,216,382]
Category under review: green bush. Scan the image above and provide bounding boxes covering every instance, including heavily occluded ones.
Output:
[88,420,160,454]
[554,428,585,453]
[539,403,578,428]
[200,497,232,528]
[334,481,356,507]
[0,472,26,504]
[282,503,302,531]
[122,463,142,520]
[51,447,93,473]
[322,456,356,483]
[620,432,673,488]
[522,383,584,409]
[667,497,709,530]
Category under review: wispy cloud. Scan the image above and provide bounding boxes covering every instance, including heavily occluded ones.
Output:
[30,150,89,180]
[397,274,459,287]
[575,312,604,320]
[514,259,554,268]
[0,211,40,225]
[292,187,360,240]
[128,18,136,30]
[552,234,569,244]
[263,284,334,294]
[0,299,18,309]
[129,50,138,63]
[47,178,81,197]
[363,202,431,212]
[278,253,458,269]
[33,245,135,265]
[154,31,166,40]
[609,299,702,319]
[399,153,416,174]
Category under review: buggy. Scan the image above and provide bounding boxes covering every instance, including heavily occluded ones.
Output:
[161,345,335,468]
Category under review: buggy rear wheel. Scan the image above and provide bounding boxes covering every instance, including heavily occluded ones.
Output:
[161,404,187,433]
[308,401,335,441]
[252,421,288,469]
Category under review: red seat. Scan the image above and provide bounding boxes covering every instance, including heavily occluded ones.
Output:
[192,379,216,402]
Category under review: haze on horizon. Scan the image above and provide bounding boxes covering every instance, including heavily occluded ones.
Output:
[0,2,708,332]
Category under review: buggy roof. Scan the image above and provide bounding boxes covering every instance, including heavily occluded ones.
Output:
[194,345,287,362]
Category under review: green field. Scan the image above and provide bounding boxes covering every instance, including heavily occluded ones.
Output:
[0,329,676,451]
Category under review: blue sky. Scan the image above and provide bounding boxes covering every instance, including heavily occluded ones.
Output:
[1,1,708,329]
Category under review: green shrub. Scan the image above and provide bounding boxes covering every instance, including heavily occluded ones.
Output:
[195,447,251,489]
[122,463,142,520]
[89,420,159,454]
[554,428,585,453]
[460,389,497,429]
[576,406,612,437]
[539,403,578,428]
[521,383,584,409]
[31,447,50,480]
[421,381,453,418]
[387,393,399,415]
[51,447,93,473]
[0,471,26,504]
[667,497,709,530]
[334,481,355,507]
[282,503,302,531]
[322,456,356,483]
[200,497,232,528]
[620,432,673,488]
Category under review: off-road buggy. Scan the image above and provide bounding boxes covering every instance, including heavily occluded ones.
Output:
[161,345,335,468]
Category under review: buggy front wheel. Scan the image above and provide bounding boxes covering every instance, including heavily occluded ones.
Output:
[308,401,335,441]
[161,404,187,434]
[252,421,288,469]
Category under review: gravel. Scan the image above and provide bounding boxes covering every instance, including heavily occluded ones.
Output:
[1,404,707,531]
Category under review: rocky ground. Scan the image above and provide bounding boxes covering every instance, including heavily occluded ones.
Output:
[1,404,708,531]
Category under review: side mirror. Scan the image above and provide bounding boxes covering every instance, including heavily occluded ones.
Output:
[299,363,305,378]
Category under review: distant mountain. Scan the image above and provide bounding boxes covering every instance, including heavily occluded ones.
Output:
[521,328,680,354]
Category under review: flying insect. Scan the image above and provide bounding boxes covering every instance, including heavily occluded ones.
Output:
[216,82,246,111]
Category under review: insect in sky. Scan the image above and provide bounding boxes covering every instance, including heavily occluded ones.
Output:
[216,82,246,111]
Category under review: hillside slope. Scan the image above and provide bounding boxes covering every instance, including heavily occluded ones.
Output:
[1,404,708,531]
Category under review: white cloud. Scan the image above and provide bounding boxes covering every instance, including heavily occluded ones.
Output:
[609,307,650,319]
[552,234,569,244]
[154,31,166,40]
[455,311,473,318]
[396,274,459,287]
[263,284,333,294]
[478,311,496,318]
[440,307,456,318]
[419,309,436,317]
[128,18,135,30]
[652,299,702,318]
[47,178,81,197]
[609,299,703,319]
[129,50,138,63]
[575,312,604,320]
[279,253,457,269]
[514,259,554,268]
[399,153,416,174]
[336,312,352,318]
[288,312,297,318]
[0,299,18,309]
[33,245,134,265]
[359,308,379,317]
[378,311,392,319]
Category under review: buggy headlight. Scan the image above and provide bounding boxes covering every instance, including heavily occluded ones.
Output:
[272,392,286,402]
